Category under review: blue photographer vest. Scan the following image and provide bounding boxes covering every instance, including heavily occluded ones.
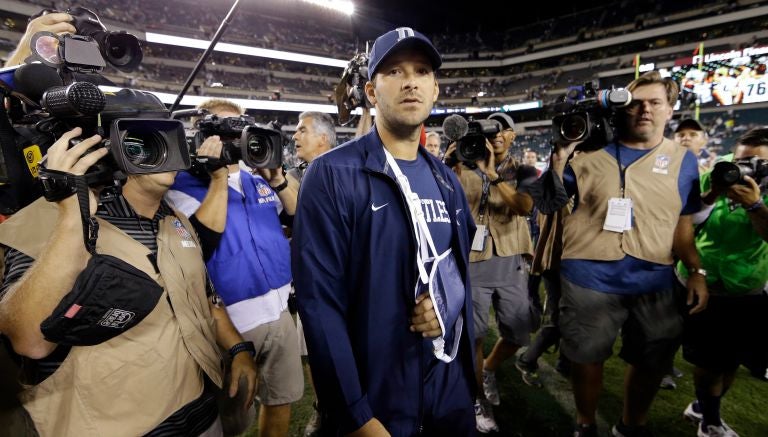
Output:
[172,171,292,305]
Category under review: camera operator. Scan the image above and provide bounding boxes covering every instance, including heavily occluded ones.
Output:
[287,111,336,186]
[552,71,707,437]
[445,112,536,433]
[679,127,768,437]
[167,98,303,437]
[4,10,75,67]
[0,127,257,436]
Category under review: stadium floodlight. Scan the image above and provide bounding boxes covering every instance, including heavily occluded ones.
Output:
[145,32,348,68]
[299,0,355,15]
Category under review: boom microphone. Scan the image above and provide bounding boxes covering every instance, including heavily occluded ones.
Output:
[442,114,468,142]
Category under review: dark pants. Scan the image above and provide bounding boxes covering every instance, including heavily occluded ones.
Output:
[520,270,563,370]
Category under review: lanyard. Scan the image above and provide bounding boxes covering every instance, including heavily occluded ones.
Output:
[616,144,626,198]
[383,148,462,363]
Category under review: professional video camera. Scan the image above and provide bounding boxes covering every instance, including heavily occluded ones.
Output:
[551,82,632,152]
[0,7,185,215]
[441,114,500,164]
[191,113,284,169]
[711,157,768,188]
[335,52,371,125]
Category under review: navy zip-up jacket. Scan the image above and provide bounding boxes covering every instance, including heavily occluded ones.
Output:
[292,127,477,435]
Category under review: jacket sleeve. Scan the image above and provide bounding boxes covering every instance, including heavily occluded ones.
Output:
[291,159,373,433]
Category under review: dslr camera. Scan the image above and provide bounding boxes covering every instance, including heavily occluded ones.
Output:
[711,157,768,188]
[191,114,284,169]
[552,82,632,152]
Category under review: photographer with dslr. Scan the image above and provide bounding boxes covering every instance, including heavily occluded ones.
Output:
[445,112,536,433]
[168,98,303,437]
[679,127,768,437]
[4,9,75,67]
[553,71,707,437]
[0,126,257,436]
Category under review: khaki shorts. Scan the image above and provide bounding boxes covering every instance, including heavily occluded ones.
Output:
[218,309,304,435]
[559,276,683,372]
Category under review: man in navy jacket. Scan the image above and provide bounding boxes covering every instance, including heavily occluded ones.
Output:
[292,28,477,436]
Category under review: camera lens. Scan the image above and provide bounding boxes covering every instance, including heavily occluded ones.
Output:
[245,133,269,165]
[560,114,588,142]
[122,130,167,169]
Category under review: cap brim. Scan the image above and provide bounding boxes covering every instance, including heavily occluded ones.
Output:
[370,38,442,77]
[675,119,705,132]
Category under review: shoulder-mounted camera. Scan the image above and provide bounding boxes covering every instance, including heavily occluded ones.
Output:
[551,82,632,152]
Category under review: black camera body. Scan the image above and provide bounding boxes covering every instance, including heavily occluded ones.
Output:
[67,6,143,72]
[193,114,283,169]
[335,52,371,125]
[0,9,181,214]
[552,83,632,152]
[711,157,768,188]
[456,119,500,163]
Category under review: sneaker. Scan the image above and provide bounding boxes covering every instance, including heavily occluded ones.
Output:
[612,421,654,437]
[659,375,677,390]
[514,358,544,388]
[304,403,323,437]
[684,401,703,424]
[698,423,739,437]
[573,423,598,437]
[474,399,499,433]
[482,369,501,406]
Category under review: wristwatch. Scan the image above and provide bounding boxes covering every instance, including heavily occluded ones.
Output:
[490,175,505,186]
[689,267,707,277]
[270,178,289,193]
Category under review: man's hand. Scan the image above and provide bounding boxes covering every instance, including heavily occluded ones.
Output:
[196,135,228,180]
[727,175,761,207]
[686,273,709,315]
[347,418,390,437]
[476,140,498,179]
[228,351,258,410]
[44,127,106,215]
[6,13,75,67]
[256,167,285,188]
[409,292,442,338]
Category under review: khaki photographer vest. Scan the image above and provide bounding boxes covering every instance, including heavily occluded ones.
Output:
[0,198,223,437]
[561,139,685,265]
[459,169,533,262]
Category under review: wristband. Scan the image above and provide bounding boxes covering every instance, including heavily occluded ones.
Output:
[490,175,505,186]
[228,341,256,359]
[270,178,289,193]
[745,200,764,213]
[689,267,707,278]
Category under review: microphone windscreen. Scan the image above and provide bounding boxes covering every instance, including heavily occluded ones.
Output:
[42,82,106,118]
[13,63,64,103]
[442,114,468,141]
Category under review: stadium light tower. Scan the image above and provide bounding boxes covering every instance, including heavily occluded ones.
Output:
[299,0,355,15]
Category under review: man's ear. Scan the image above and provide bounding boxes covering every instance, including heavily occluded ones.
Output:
[433,79,439,103]
[365,81,376,106]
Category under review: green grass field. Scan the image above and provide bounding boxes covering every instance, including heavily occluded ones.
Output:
[242,319,768,437]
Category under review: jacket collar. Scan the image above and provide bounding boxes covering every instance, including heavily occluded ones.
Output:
[363,125,454,194]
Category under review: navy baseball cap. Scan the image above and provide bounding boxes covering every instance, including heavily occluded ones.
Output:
[368,27,442,78]
[675,118,705,133]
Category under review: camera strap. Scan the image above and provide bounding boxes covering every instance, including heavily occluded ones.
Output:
[75,176,99,254]
[473,169,492,223]
[383,147,462,363]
